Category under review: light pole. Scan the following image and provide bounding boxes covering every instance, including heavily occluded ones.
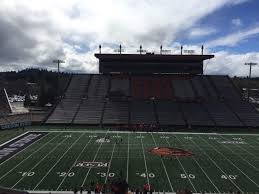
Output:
[244,62,258,102]
[53,59,65,98]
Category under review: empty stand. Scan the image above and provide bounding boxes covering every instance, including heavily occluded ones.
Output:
[204,102,243,127]
[210,76,241,101]
[103,100,129,124]
[156,101,185,126]
[228,101,259,127]
[131,77,172,99]
[180,103,214,126]
[110,76,130,98]
[47,75,91,123]
[46,74,259,128]
[130,100,156,124]
[200,76,218,100]
[171,79,195,100]
[73,75,109,124]
[191,76,209,100]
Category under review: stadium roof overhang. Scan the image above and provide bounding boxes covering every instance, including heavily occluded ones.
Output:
[95,53,214,74]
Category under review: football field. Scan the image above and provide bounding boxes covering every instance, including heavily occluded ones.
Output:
[0,129,259,193]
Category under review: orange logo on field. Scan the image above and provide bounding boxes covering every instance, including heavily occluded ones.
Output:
[148,147,193,157]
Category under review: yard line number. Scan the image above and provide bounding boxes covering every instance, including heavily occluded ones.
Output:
[18,172,35,177]
[136,173,155,178]
[57,172,75,177]
[181,174,195,179]
[97,172,115,178]
[221,175,238,180]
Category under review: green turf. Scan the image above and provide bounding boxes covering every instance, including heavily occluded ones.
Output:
[0,129,259,193]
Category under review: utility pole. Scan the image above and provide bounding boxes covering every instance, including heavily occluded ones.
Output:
[53,59,65,98]
[244,62,258,102]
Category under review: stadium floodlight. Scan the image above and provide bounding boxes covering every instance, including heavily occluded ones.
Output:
[53,59,65,98]
[160,45,171,55]
[137,45,147,54]
[114,44,125,54]
[244,62,258,101]
[99,45,102,54]
[53,60,65,73]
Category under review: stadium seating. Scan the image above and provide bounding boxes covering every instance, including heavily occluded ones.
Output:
[171,79,195,101]
[47,74,91,123]
[130,100,157,124]
[46,74,259,127]
[210,75,241,101]
[155,101,186,126]
[228,101,259,127]
[191,76,209,100]
[200,76,218,100]
[102,100,129,124]
[73,75,109,124]
[180,102,215,126]
[204,101,243,127]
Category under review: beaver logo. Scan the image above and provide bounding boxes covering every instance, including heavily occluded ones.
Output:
[148,147,193,157]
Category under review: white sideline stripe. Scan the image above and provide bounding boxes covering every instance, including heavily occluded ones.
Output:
[199,136,259,189]
[26,130,259,136]
[165,138,197,193]
[33,133,85,190]
[0,132,45,167]
[11,134,68,189]
[27,191,219,194]
[189,138,243,192]
[150,133,174,192]
[174,135,220,193]
[0,131,29,147]
[126,133,129,182]
[104,142,116,184]
[218,135,259,172]
[0,133,58,181]
[140,134,150,188]
[56,136,94,191]
[80,130,110,187]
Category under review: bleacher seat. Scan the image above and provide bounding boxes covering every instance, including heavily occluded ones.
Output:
[156,101,185,126]
[130,100,156,124]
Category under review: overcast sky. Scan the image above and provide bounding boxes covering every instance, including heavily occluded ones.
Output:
[0,0,259,76]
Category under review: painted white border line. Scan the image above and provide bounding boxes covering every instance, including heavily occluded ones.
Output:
[27,130,259,136]
[27,191,218,194]
[0,131,29,147]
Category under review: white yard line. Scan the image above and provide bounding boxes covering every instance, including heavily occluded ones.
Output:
[164,137,197,193]
[199,135,259,189]
[80,130,110,187]
[126,133,129,182]
[104,142,116,184]
[0,132,47,167]
[26,130,259,136]
[11,134,68,189]
[0,133,59,181]
[56,136,94,191]
[140,134,150,189]
[33,133,85,190]
[218,135,259,172]
[189,137,243,192]
[150,133,174,193]
[175,136,220,193]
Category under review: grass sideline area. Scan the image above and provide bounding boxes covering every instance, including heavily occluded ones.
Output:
[0,128,259,193]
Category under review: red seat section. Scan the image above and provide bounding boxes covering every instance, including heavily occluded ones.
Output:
[131,77,172,99]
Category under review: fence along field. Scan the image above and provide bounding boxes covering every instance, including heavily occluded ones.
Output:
[0,130,259,193]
